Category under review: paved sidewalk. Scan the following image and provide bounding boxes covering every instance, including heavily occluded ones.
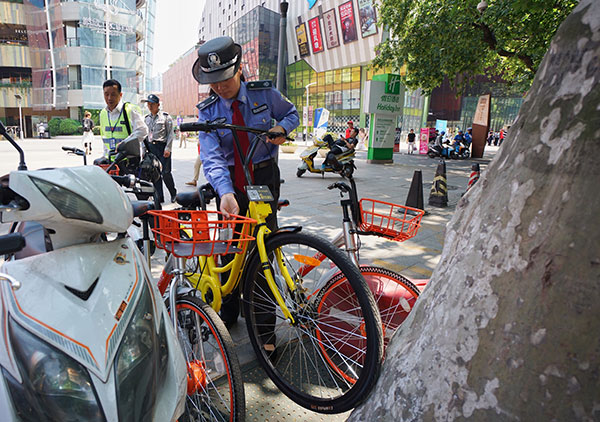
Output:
[0,136,498,420]
[170,140,497,420]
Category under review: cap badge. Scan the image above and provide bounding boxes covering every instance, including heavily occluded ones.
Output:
[208,53,221,68]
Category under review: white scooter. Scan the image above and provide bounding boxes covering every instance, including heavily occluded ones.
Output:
[0,122,187,421]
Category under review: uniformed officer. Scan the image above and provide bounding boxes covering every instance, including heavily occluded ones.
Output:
[99,79,147,162]
[143,94,177,203]
[192,36,300,327]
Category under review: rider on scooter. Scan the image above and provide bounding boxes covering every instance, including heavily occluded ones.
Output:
[322,128,358,171]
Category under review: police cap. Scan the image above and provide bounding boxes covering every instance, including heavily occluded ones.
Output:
[192,36,242,84]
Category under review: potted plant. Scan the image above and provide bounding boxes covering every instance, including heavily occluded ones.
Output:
[280,141,298,153]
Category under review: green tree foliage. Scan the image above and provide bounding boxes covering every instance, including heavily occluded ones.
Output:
[58,118,82,135]
[374,0,577,93]
[48,118,61,137]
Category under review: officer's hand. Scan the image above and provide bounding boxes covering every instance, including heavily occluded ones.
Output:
[219,193,239,218]
[267,125,287,145]
[163,149,171,158]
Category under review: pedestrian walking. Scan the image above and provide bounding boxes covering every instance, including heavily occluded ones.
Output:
[186,140,203,186]
[98,79,146,161]
[407,129,416,154]
[143,94,177,203]
[192,35,300,328]
[82,111,95,155]
[487,131,494,146]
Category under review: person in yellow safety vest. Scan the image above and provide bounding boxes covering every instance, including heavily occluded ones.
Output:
[98,79,147,164]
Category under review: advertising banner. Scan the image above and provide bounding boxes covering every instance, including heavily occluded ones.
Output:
[338,1,358,44]
[435,119,448,133]
[323,9,340,49]
[295,23,310,57]
[314,107,330,138]
[308,16,324,54]
[419,128,430,154]
[357,0,378,38]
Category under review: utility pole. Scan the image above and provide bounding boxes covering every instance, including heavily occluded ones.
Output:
[276,1,289,95]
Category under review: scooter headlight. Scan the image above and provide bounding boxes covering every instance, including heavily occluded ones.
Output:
[115,285,159,421]
[30,176,103,224]
[3,318,105,422]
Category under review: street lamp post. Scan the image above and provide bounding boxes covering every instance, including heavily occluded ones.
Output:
[304,82,316,140]
[14,94,24,140]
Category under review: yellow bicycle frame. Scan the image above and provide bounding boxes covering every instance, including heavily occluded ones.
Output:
[185,199,298,324]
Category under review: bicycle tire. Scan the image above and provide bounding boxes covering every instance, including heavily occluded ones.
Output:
[242,231,383,414]
[324,266,420,350]
[168,294,245,422]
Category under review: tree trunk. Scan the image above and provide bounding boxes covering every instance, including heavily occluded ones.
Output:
[349,1,600,421]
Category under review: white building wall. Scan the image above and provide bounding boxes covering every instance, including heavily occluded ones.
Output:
[285,0,382,72]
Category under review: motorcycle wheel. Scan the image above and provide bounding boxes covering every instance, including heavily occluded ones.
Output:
[427,151,437,158]
[450,150,458,159]
[296,169,306,177]
[463,150,471,159]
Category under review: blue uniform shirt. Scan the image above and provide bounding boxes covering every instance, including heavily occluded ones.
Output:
[197,81,300,198]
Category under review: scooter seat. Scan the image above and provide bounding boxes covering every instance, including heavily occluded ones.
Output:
[176,190,200,208]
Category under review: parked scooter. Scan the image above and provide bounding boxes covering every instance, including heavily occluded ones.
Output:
[427,141,457,159]
[0,121,187,421]
[297,134,356,178]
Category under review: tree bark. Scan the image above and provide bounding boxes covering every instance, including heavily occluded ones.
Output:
[349,1,600,421]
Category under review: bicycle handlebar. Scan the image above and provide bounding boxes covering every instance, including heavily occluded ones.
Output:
[0,233,25,255]
[328,181,351,194]
[179,121,291,141]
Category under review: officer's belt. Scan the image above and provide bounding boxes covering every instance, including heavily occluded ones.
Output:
[229,158,275,172]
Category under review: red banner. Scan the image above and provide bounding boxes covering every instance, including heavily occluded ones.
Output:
[338,1,358,44]
[308,17,324,54]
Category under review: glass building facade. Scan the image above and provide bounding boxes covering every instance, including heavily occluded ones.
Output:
[226,6,279,82]
[1,0,150,122]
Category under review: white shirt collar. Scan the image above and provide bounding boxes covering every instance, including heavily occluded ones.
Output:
[106,101,124,115]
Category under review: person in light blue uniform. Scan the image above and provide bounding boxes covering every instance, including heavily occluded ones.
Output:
[192,36,300,328]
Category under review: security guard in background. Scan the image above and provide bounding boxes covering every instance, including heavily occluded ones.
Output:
[99,79,147,163]
[143,94,177,203]
[193,36,300,328]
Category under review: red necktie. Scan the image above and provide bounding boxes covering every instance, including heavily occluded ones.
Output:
[231,100,253,192]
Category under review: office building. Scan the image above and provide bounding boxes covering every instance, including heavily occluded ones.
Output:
[0,0,155,136]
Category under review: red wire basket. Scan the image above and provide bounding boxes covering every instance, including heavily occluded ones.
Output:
[147,210,256,258]
[358,198,425,242]
[97,163,120,175]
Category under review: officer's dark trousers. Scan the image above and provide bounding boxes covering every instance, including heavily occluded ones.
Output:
[147,141,177,202]
[219,159,280,343]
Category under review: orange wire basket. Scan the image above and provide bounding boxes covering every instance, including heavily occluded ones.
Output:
[358,198,425,242]
[147,210,256,258]
[97,163,120,176]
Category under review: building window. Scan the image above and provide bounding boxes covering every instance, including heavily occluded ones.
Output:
[0,23,28,46]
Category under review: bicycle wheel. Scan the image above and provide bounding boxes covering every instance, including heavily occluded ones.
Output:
[169,294,245,422]
[325,266,420,349]
[242,231,383,414]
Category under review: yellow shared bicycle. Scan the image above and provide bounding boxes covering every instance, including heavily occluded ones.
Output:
[150,121,383,414]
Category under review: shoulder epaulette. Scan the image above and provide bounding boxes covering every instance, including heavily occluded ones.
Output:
[247,80,273,90]
[162,112,169,116]
[196,94,218,111]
